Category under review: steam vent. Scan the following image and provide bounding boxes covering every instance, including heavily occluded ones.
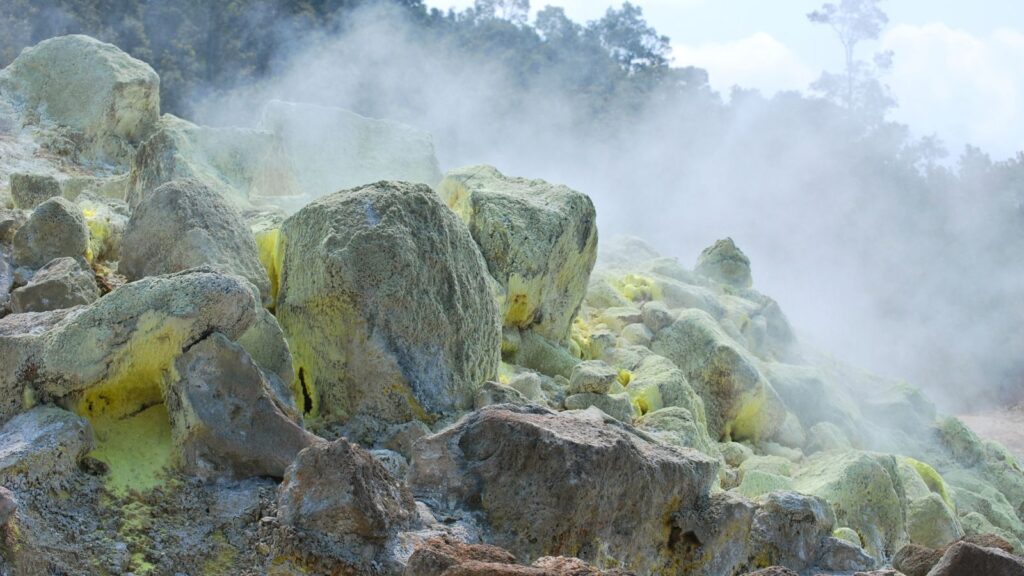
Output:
[0,31,1021,576]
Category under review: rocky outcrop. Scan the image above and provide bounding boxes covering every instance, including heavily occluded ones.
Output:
[167,333,318,479]
[12,197,90,269]
[410,404,718,573]
[10,257,99,313]
[695,238,752,289]
[0,35,159,165]
[260,100,441,198]
[438,165,598,344]
[924,541,1024,576]
[9,173,61,210]
[125,115,298,209]
[276,181,500,426]
[276,437,416,574]
[119,178,272,305]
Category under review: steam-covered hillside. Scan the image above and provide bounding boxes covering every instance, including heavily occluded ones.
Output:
[0,34,1022,576]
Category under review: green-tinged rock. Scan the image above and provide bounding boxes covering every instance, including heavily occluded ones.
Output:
[960,512,1023,552]
[438,165,598,344]
[719,441,754,467]
[906,493,962,549]
[626,354,708,423]
[834,527,861,546]
[733,470,793,499]
[739,455,794,481]
[12,197,90,268]
[636,406,717,457]
[276,181,501,427]
[9,173,61,209]
[805,421,853,454]
[792,451,906,562]
[695,237,752,289]
[568,360,619,394]
[652,309,786,442]
[564,392,636,423]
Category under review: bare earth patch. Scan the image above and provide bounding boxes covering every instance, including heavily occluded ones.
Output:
[959,405,1024,461]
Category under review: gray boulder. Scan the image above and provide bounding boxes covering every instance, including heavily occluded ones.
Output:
[568,360,619,394]
[277,437,416,573]
[276,181,501,426]
[438,165,598,343]
[749,491,841,572]
[12,197,90,269]
[9,173,61,210]
[695,237,752,288]
[0,35,160,164]
[260,100,441,198]
[126,115,298,210]
[119,179,272,306]
[925,541,1024,576]
[167,333,319,479]
[0,406,92,490]
[409,405,718,573]
[564,392,637,423]
[10,257,98,313]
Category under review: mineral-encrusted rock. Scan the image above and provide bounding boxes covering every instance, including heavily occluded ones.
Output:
[167,333,319,479]
[261,100,441,198]
[12,197,90,268]
[673,491,757,576]
[77,192,128,262]
[0,486,15,526]
[10,257,99,313]
[924,541,1024,576]
[119,179,272,306]
[893,544,944,576]
[438,165,598,343]
[410,405,718,572]
[0,406,92,489]
[695,237,752,288]
[276,181,501,425]
[0,35,160,164]
[652,309,786,442]
[637,407,717,457]
[236,306,297,417]
[792,451,906,562]
[125,115,298,209]
[277,437,416,573]
[568,360,619,394]
[9,173,61,209]
[563,392,636,423]
[474,381,531,410]
[404,535,636,575]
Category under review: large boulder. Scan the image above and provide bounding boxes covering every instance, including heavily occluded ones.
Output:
[276,181,501,425]
[276,437,416,573]
[260,100,441,198]
[409,405,719,573]
[652,309,786,442]
[437,165,598,343]
[12,197,90,268]
[119,178,272,306]
[0,406,92,490]
[10,256,99,313]
[9,173,61,210]
[0,35,160,164]
[125,115,298,209]
[695,238,752,289]
[924,541,1024,576]
[167,333,318,479]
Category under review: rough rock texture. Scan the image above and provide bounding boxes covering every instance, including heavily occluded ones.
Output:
[277,437,416,573]
[438,165,598,343]
[749,491,836,571]
[637,407,717,458]
[0,35,159,164]
[741,569,798,576]
[9,173,62,209]
[77,192,128,262]
[261,100,441,199]
[672,491,757,576]
[10,256,99,313]
[652,309,786,442]
[568,361,619,394]
[167,333,319,479]
[236,306,297,416]
[563,392,636,423]
[404,535,636,576]
[474,381,532,409]
[119,178,272,305]
[0,406,92,490]
[924,541,1024,576]
[695,238,752,289]
[12,197,90,268]
[893,544,944,576]
[410,405,718,573]
[276,181,501,426]
[125,115,298,209]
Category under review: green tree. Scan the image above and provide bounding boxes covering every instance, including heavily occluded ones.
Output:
[587,2,670,74]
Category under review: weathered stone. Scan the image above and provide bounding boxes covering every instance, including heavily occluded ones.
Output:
[277,181,501,426]
[474,381,531,410]
[564,392,636,423]
[236,306,297,418]
[410,405,718,572]
[695,238,751,289]
[77,192,128,262]
[261,100,441,199]
[893,544,943,576]
[673,491,757,576]
[741,568,797,576]
[817,536,877,572]
[120,179,272,306]
[568,360,619,395]
[12,197,89,269]
[0,35,159,164]
[277,437,416,572]
[167,333,319,479]
[652,309,786,442]
[749,491,836,570]
[9,173,61,209]
[10,257,99,313]
[403,535,635,576]
[126,115,298,209]
[641,301,675,333]
[0,486,15,526]
[0,406,92,489]
[924,541,1024,576]
[761,363,864,444]
[637,406,717,458]
[438,165,598,344]
[625,354,708,427]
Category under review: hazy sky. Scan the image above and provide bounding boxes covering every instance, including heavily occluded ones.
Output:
[426,0,1024,159]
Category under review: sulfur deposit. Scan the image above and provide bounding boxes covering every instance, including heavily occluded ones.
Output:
[0,34,1021,576]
